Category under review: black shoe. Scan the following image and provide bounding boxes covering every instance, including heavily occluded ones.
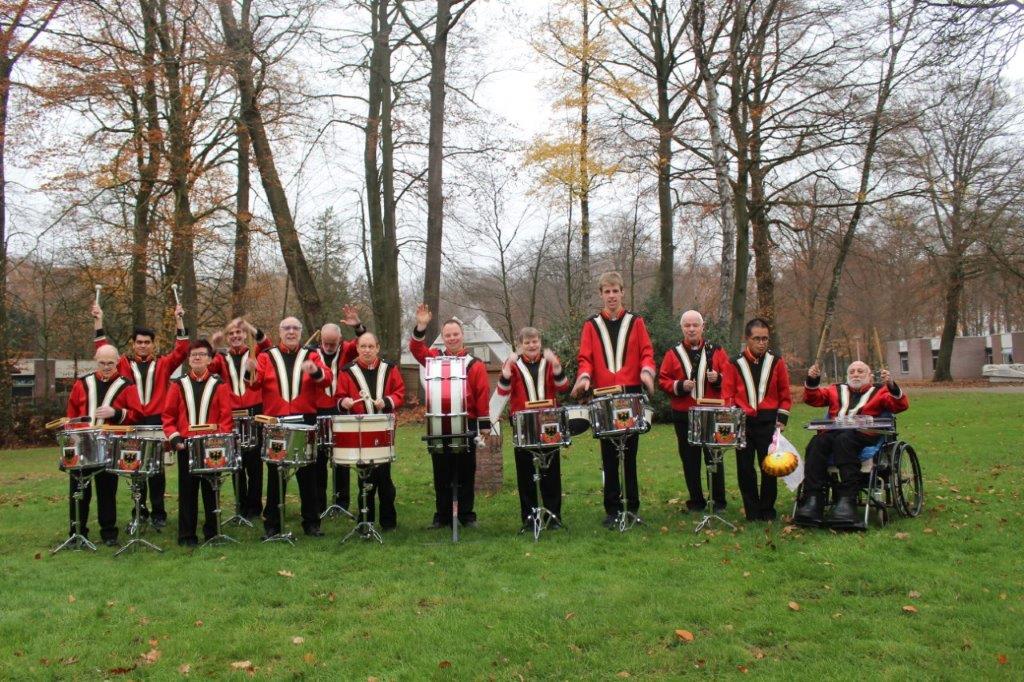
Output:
[427,519,445,530]
[827,496,864,530]
[152,517,167,529]
[712,501,727,513]
[602,514,617,529]
[549,519,563,530]
[794,494,824,527]
[460,519,478,529]
[761,508,778,522]
[381,524,397,533]
[261,527,281,540]
[685,499,707,513]
[178,537,199,547]
[103,538,119,547]
[303,526,324,537]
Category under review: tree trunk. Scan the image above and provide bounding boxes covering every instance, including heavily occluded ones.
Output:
[749,169,778,348]
[933,256,965,381]
[421,0,452,344]
[218,0,323,329]
[231,120,251,318]
[727,0,750,345]
[0,61,12,441]
[578,0,591,288]
[655,113,675,311]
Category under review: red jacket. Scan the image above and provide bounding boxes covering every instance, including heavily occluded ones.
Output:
[208,332,273,410]
[722,349,792,425]
[66,372,141,426]
[496,353,569,415]
[576,311,656,389]
[161,372,235,441]
[409,329,492,430]
[803,380,908,418]
[247,344,332,417]
[336,359,405,414]
[315,340,361,411]
[95,329,190,417]
[658,340,730,412]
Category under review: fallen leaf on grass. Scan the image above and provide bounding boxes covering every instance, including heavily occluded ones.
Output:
[923,528,935,534]
[231,660,255,673]
[368,677,379,682]
[328,592,336,603]
[61,656,78,665]
[660,526,669,533]
[292,636,305,645]
[67,594,76,603]
[997,654,1008,665]
[438,660,452,669]
[894,532,909,540]
[788,601,801,611]
[902,605,918,614]
[178,663,191,675]
[737,665,749,673]
[303,652,316,664]
[564,612,575,620]
[34,552,41,560]
[568,644,582,654]
[278,570,295,578]
[138,648,161,665]
[675,629,695,642]
[617,672,630,678]
[751,648,766,660]
[743,571,751,578]
[908,591,921,599]
[108,665,136,675]
[194,620,203,627]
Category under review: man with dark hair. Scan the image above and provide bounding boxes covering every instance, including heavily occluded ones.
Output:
[93,300,189,528]
[722,318,792,521]
[162,339,234,546]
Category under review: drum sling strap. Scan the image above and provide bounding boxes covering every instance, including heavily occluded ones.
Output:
[85,375,128,426]
[224,350,249,397]
[129,359,157,407]
[591,313,634,373]
[838,384,876,416]
[348,363,390,414]
[179,376,220,428]
[515,357,547,402]
[735,352,775,411]
[268,347,308,402]
[673,343,710,400]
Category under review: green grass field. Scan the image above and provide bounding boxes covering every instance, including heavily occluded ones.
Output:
[1,394,1021,679]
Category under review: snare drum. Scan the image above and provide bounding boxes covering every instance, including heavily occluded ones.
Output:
[316,414,334,449]
[513,407,570,449]
[108,426,166,476]
[261,423,316,466]
[564,405,591,436]
[57,423,111,471]
[423,356,472,454]
[331,414,396,465]
[589,393,652,438]
[232,411,257,449]
[687,406,746,449]
[187,433,241,474]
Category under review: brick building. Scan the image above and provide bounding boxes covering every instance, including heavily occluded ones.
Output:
[885,332,1024,381]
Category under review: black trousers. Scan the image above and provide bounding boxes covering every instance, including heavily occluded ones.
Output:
[68,469,118,541]
[136,414,167,520]
[314,409,351,513]
[234,409,263,518]
[804,429,877,496]
[431,430,477,524]
[735,419,777,520]
[177,451,216,542]
[672,412,725,508]
[514,447,562,523]
[263,414,320,533]
[600,433,640,515]
[352,463,397,528]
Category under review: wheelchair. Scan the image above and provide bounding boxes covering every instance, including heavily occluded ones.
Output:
[792,415,923,529]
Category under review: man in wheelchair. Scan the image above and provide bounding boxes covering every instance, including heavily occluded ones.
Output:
[794,361,909,529]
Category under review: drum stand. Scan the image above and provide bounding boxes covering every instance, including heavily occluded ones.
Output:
[608,435,640,533]
[342,465,383,544]
[202,472,238,547]
[52,470,100,554]
[224,464,253,528]
[694,446,736,533]
[114,472,164,556]
[321,452,356,522]
[519,447,562,542]
[263,462,299,545]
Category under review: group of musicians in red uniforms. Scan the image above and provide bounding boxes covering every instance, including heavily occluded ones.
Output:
[63,270,908,546]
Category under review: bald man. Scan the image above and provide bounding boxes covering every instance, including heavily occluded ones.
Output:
[794,360,909,529]
[313,306,366,517]
[658,310,731,513]
[64,344,142,546]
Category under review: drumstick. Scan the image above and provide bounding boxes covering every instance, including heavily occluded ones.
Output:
[304,328,321,347]
[813,319,831,366]
[171,283,181,306]
[94,284,102,307]
[872,327,887,370]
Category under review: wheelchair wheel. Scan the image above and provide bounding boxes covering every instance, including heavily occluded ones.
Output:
[892,442,923,517]
[865,472,888,527]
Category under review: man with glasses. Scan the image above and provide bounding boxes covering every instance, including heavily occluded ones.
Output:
[246,317,332,538]
[722,318,792,522]
[65,344,142,546]
[162,340,234,546]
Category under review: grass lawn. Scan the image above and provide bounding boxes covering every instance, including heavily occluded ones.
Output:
[0,393,1021,679]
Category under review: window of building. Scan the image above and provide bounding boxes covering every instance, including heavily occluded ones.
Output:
[1003,349,1014,364]
[931,349,939,370]
[985,347,993,364]
[899,351,909,373]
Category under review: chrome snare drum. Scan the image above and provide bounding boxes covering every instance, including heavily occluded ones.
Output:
[589,393,652,438]
[108,426,166,476]
[331,414,396,465]
[187,433,241,474]
[687,406,746,449]
[423,356,472,454]
[316,414,334,449]
[57,421,111,471]
[232,410,257,449]
[261,423,316,467]
[513,407,570,449]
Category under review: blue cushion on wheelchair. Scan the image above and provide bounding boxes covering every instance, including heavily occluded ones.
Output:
[859,442,883,462]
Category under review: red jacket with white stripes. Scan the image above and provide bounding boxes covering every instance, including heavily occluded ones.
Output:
[409,329,492,430]
[95,329,190,418]
[161,372,235,441]
[246,344,332,417]
[66,372,141,425]
[208,332,273,410]
[336,359,405,414]
[315,340,361,411]
[496,353,569,416]
[803,379,909,418]
[576,310,656,390]
[657,340,730,412]
[722,349,793,425]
